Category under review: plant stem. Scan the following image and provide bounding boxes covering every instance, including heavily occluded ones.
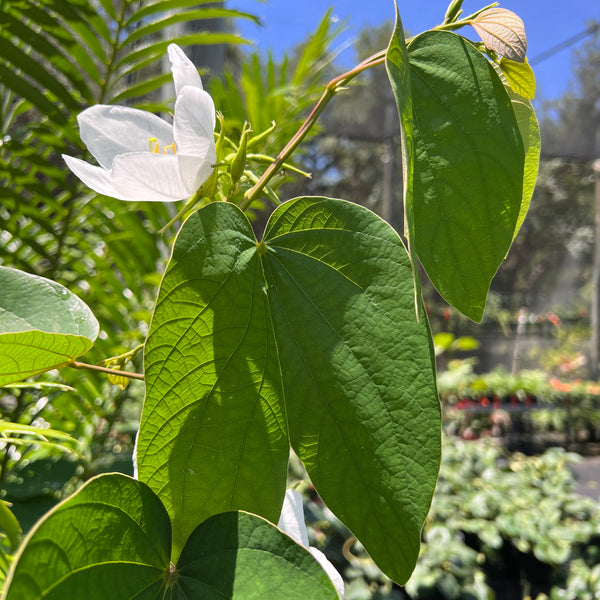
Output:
[434,2,498,31]
[69,361,145,381]
[240,50,386,211]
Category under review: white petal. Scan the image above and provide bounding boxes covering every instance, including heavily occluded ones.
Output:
[278,489,344,598]
[78,105,174,170]
[309,547,345,599]
[62,154,136,201]
[173,86,216,153]
[168,43,203,95]
[177,154,215,194]
[173,86,216,191]
[278,489,310,547]
[111,153,190,202]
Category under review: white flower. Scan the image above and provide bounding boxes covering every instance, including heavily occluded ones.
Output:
[62,44,216,202]
[278,489,345,598]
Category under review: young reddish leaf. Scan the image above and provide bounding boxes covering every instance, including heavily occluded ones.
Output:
[472,7,527,62]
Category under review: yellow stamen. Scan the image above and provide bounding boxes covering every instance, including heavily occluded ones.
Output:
[148,137,176,155]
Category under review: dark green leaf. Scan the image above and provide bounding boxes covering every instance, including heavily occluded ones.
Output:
[177,511,340,599]
[3,474,170,600]
[385,6,421,308]
[407,31,524,321]
[0,64,68,125]
[262,197,440,584]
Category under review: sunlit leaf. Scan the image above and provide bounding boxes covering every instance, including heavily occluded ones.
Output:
[500,57,536,99]
[0,267,99,386]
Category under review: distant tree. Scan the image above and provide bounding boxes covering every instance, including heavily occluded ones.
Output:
[540,31,600,160]
[492,158,594,312]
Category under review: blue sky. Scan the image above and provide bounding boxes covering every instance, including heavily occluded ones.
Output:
[232,0,599,107]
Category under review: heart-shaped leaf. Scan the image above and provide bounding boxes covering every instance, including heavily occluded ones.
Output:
[471,7,527,62]
[2,473,340,600]
[0,267,99,386]
[136,198,440,584]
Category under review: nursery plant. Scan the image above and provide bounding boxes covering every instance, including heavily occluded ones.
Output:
[0,0,540,597]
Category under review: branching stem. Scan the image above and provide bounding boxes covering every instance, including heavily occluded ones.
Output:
[240,50,386,211]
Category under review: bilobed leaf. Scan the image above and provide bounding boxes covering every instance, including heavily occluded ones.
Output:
[406,31,524,321]
[0,267,99,386]
[137,198,440,584]
[471,7,527,62]
[2,474,339,600]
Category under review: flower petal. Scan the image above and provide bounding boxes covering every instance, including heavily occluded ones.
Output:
[278,489,344,598]
[173,86,216,191]
[173,86,216,152]
[78,105,174,170]
[278,489,310,547]
[309,547,345,599]
[62,154,135,201]
[168,43,204,95]
[111,153,189,202]
[177,154,215,194]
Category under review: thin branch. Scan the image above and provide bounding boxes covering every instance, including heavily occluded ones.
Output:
[69,361,145,380]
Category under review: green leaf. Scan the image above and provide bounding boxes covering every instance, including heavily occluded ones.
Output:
[385,5,421,309]
[499,57,536,99]
[506,91,540,241]
[406,31,524,321]
[2,474,169,600]
[489,60,540,242]
[136,204,290,559]
[0,267,99,386]
[262,197,440,584]
[2,473,340,600]
[121,8,260,48]
[0,502,21,552]
[137,198,440,584]
[177,511,340,599]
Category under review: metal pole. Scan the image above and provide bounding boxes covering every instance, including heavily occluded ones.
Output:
[591,159,600,378]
